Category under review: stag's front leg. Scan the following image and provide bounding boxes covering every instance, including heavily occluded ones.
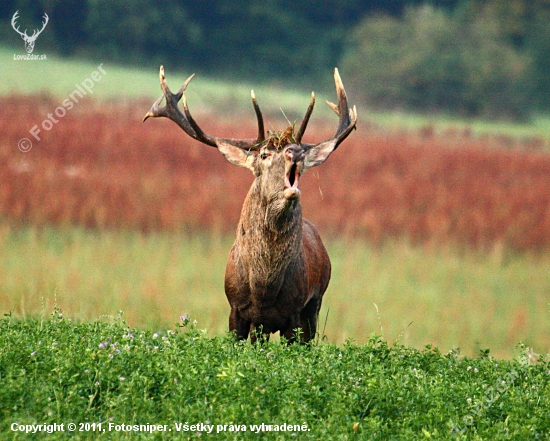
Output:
[249,324,270,344]
[280,316,303,344]
[299,297,322,343]
[229,307,250,341]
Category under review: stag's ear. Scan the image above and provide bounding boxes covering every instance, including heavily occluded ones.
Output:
[216,140,256,171]
[303,140,337,170]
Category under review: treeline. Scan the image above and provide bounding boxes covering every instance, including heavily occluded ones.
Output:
[344,2,550,119]
[1,0,549,119]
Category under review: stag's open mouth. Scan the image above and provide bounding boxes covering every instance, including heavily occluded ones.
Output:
[289,163,299,187]
[284,163,301,200]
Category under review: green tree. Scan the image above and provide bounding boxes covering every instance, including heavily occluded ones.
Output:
[524,3,550,111]
[84,0,200,66]
[342,5,532,119]
[180,0,367,84]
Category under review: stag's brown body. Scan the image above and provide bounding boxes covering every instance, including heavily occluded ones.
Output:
[225,174,331,342]
[144,67,356,342]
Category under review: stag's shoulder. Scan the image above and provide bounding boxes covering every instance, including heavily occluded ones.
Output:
[301,218,331,290]
[302,218,322,241]
[302,219,329,260]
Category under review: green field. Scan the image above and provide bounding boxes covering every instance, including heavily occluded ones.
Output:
[1,313,548,440]
[1,226,549,359]
[3,45,550,140]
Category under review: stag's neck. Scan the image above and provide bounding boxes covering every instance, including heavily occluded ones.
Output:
[236,182,303,277]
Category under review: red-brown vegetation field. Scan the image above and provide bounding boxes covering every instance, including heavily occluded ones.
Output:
[2,95,550,252]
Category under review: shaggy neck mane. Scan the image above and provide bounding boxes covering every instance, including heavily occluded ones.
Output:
[236,179,303,287]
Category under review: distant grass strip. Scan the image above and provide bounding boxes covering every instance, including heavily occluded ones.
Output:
[0,46,332,120]
[2,45,550,139]
[1,312,548,439]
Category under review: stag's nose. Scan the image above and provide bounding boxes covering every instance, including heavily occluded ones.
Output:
[285,144,304,164]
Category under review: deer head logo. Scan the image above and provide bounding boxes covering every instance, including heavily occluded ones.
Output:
[11,10,49,54]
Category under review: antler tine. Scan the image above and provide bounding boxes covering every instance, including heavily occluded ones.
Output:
[251,90,265,143]
[295,91,315,144]
[143,66,214,145]
[325,68,357,149]
[327,68,357,143]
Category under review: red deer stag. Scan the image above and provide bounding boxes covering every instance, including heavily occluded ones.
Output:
[144,67,357,342]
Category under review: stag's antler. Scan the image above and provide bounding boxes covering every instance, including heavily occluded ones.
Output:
[143,66,265,150]
[144,66,356,154]
[300,68,357,152]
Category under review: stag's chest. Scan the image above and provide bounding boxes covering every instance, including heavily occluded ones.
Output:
[238,223,301,271]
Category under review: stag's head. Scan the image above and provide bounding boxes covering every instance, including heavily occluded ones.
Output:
[11,11,49,54]
[144,67,357,205]
[251,131,306,202]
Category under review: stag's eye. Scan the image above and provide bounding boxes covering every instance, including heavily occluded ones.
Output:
[260,153,269,160]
